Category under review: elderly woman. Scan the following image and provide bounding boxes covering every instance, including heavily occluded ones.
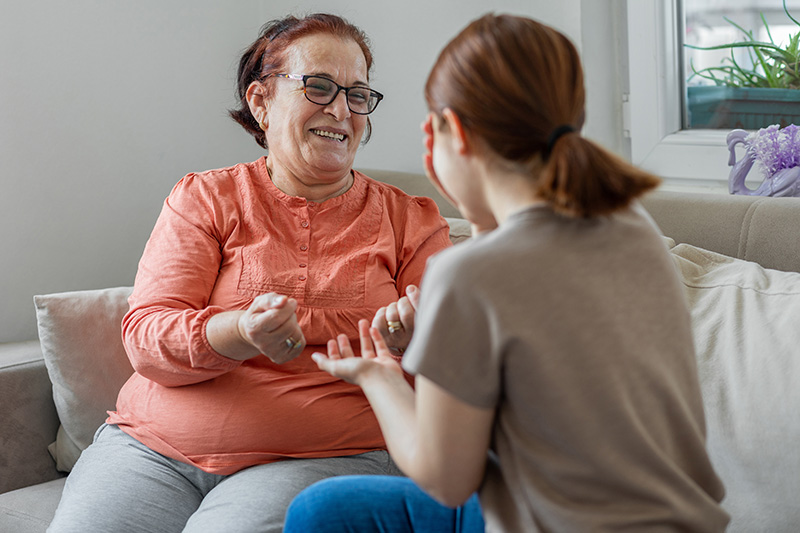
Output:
[47,13,450,533]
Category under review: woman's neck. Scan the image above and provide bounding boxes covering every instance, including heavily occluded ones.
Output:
[266,158,354,203]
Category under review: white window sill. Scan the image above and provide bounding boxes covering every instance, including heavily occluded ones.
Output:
[639,130,730,194]
[639,129,769,196]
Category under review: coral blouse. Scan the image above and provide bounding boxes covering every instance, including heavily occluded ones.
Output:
[107,158,450,475]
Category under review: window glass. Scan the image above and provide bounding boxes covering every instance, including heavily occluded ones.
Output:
[683,0,800,129]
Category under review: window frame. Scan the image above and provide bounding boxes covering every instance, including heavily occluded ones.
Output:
[626,0,732,193]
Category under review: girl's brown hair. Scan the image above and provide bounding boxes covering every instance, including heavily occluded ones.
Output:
[229,13,374,149]
[425,14,659,218]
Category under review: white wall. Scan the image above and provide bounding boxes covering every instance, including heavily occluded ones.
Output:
[0,1,266,342]
[0,0,623,343]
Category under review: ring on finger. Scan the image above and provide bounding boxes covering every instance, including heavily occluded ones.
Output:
[285,337,302,350]
[387,320,403,334]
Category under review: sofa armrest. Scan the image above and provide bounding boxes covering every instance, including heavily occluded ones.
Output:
[0,341,64,493]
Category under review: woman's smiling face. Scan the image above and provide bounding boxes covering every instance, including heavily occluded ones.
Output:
[263,33,369,186]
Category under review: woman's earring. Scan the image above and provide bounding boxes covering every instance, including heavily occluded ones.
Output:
[258,114,268,131]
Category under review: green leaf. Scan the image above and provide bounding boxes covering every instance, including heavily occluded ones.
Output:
[684,3,800,90]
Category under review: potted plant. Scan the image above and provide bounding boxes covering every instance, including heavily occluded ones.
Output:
[685,0,800,129]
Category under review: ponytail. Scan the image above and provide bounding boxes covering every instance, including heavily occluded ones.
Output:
[537,133,661,218]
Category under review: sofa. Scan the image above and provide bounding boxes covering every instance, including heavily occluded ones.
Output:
[2,168,799,532]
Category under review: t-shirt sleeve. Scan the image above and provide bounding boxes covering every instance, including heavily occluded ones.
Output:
[401,248,501,409]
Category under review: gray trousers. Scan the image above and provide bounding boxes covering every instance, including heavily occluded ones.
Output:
[47,424,402,533]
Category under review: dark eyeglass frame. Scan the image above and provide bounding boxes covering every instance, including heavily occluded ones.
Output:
[268,73,384,115]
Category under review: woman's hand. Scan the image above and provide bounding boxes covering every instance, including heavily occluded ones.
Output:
[238,293,305,364]
[312,319,404,386]
[372,285,420,353]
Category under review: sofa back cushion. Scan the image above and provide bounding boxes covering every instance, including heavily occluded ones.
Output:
[34,286,134,471]
[642,191,800,274]
[671,244,800,532]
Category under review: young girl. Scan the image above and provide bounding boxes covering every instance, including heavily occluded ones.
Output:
[284,14,729,532]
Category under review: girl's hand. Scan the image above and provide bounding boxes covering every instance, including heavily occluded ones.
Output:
[312,319,403,385]
[238,293,305,364]
[372,285,420,353]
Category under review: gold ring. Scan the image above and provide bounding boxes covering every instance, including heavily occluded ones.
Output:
[387,320,403,334]
[285,337,302,350]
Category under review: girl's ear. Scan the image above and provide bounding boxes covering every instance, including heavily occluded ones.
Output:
[441,108,471,155]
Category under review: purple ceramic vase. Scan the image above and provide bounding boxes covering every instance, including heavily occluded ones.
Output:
[727,126,800,197]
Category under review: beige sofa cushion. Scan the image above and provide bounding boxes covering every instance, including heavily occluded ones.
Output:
[671,244,800,532]
[34,287,134,471]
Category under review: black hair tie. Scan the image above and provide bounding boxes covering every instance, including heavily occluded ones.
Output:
[545,124,576,156]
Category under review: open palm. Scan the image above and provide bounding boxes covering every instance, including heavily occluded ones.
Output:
[312,319,404,385]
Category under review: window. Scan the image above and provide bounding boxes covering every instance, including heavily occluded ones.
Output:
[684,0,800,130]
[626,0,800,192]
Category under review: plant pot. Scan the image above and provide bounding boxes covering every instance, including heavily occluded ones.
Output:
[687,86,800,129]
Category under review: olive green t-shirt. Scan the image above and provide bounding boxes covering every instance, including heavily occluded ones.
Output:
[403,204,729,532]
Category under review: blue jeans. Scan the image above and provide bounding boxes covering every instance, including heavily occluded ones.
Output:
[284,475,485,533]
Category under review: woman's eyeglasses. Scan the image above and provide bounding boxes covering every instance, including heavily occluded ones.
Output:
[268,74,383,115]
